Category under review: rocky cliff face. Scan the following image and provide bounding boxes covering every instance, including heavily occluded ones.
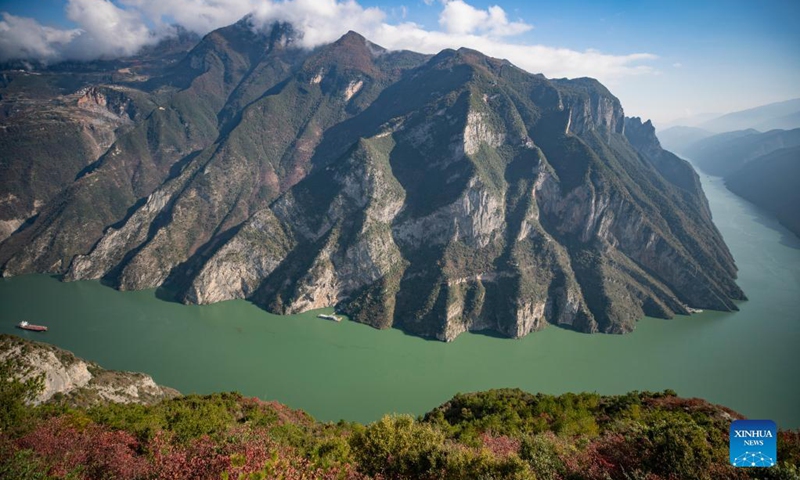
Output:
[0,23,744,340]
[0,334,179,407]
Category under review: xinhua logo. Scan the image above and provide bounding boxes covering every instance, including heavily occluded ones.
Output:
[730,419,777,467]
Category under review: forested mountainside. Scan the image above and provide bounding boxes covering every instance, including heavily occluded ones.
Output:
[0,18,744,340]
[725,146,800,238]
[2,335,798,479]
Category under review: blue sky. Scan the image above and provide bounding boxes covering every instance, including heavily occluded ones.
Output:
[1,0,798,126]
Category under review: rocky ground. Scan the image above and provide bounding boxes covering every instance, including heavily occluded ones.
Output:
[0,334,179,408]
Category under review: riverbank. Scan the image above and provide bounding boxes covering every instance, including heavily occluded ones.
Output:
[1,167,799,428]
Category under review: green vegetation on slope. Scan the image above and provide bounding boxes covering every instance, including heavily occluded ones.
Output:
[1,363,798,479]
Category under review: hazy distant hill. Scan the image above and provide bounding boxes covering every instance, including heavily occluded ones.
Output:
[684,128,800,176]
[656,118,800,239]
[699,98,800,133]
[656,125,713,154]
[657,98,800,156]
[725,146,800,238]
[660,112,720,129]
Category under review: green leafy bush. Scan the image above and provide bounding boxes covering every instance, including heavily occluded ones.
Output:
[350,414,446,478]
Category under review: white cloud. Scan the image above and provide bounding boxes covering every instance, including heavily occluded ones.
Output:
[250,0,386,49]
[119,0,262,35]
[0,0,657,83]
[0,13,80,61]
[364,23,656,81]
[439,1,531,37]
[672,62,682,68]
[62,0,160,60]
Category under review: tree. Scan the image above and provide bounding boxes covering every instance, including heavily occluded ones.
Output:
[0,357,45,433]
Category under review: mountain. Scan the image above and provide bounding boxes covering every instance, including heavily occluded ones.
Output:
[725,146,800,237]
[0,20,744,341]
[661,125,800,239]
[656,125,713,154]
[699,98,800,133]
[0,79,155,242]
[0,30,200,243]
[684,128,800,176]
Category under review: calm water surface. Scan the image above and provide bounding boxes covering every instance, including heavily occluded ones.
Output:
[1,170,799,427]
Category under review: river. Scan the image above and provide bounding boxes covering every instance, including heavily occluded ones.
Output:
[1,169,798,427]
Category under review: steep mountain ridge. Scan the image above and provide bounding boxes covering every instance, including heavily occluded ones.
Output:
[0,21,744,340]
[0,20,267,274]
[64,30,427,292]
[0,82,153,242]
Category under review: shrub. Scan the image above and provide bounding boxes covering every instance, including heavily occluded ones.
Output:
[17,416,150,479]
[519,433,566,480]
[640,417,714,479]
[440,444,532,480]
[350,414,446,478]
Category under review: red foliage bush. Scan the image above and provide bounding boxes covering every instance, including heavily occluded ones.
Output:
[12,415,369,479]
[18,416,150,479]
[480,432,521,458]
[149,431,231,479]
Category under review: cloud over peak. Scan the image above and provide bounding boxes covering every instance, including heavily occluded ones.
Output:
[250,0,386,49]
[63,0,161,60]
[439,0,532,37]
[0,0,657,83]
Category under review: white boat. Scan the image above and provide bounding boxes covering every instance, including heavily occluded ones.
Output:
[317,314,341,322]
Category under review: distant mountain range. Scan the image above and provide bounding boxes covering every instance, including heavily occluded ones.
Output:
[658,98,800,154]
[655,125,716,154]
[660,98,800,135]
[726,146,800,237]
[0,19,744,340]
[657,100,800,239]
[682,128,800,177]
[699,98,800,133]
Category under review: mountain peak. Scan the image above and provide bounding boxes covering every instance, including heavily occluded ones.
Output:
[425,47,509,75]
[625,116,663,154]
[302,30,390,77]
[337,30,367,44]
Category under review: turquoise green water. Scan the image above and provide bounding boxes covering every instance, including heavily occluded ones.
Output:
[1,171,799,427]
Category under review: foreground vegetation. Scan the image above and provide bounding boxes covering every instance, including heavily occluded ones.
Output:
[2,360,798,480]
